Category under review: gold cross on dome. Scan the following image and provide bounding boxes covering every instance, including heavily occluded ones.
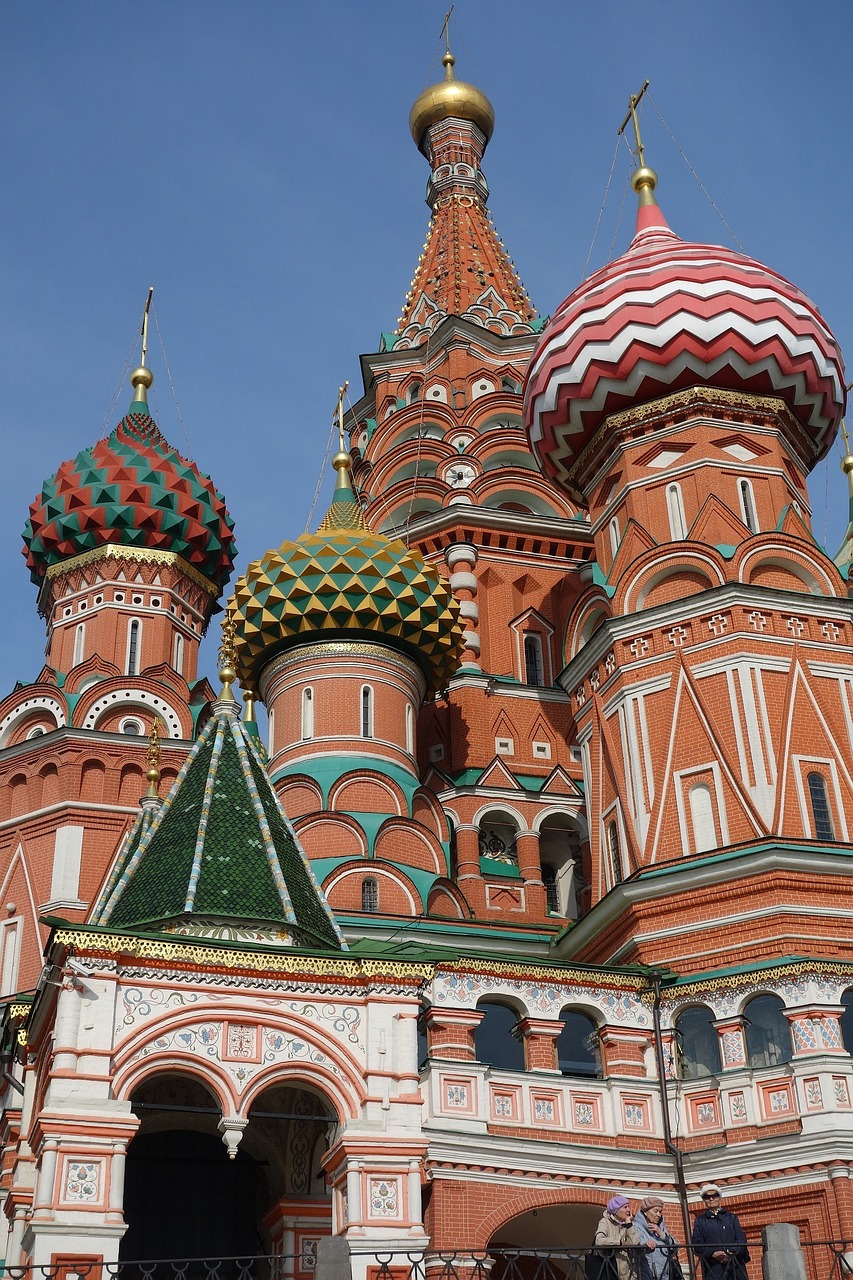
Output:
[140,286,154,367]
[617,79,651,168]
[439,5,454,52]
[335,381,349,452]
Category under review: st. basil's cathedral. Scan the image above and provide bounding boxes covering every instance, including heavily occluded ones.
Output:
[0,44,852,1279]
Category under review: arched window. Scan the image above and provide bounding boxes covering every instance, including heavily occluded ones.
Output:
[744,994,791,1069]
[841,988,853,1055]
[807,772,834,840]
[127,619,141,676]
[173,632,184,675]
[609,516,620,558]
[302,687,314,741]
[666,483,687,540]
[607,820,622,884]
[539,817,585,918]
[556,1010,599,1078]
[739,479,758,534]
[417,1004,429,1069]
[542,864,559,913]
[73,622,86,667]
[408,382,422,404]
[675,1005,721,1079]
[361,686,373,738]
[688,783,717,853]
[405,703,414,755]
[0,920,20,996]
[478,814,519,865]
[361,877,378,912]
[523,634,544,685]
[473,1001,524,1071]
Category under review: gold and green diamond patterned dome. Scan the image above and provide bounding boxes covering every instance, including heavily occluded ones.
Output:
[230,451,464,693]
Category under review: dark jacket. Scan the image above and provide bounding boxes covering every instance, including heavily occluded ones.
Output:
[691,1209,749,1280]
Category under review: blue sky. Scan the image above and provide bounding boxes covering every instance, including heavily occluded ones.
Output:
[2,2,851,691]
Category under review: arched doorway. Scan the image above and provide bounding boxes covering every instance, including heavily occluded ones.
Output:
[489,1203,604,1277]
[121,1073,337,1263]
[121,1073,266,1262]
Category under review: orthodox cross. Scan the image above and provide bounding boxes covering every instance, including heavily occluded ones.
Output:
[335,381,349,452]
[439,5,454,51]
[617,79,651,167]
[140,286,154,367]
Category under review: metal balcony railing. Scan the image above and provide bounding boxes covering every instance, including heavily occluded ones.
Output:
[0,1243,850,1280]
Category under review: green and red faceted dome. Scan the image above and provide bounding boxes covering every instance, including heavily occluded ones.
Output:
[230,453,464,694]
[23,369,236,590]
[525,178,846,496]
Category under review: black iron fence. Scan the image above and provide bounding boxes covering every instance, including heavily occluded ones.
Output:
[0,1245,851,1280]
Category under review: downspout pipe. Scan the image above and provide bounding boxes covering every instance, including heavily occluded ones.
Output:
[648,969,696,1280]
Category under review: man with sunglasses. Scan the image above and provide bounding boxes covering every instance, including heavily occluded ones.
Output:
[691,1184,750,1280]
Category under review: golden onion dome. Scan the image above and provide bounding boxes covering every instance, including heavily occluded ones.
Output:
[409,50,495,152]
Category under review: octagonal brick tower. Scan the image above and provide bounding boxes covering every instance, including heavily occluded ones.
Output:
[23,365,236,685]
[523,165,853,972]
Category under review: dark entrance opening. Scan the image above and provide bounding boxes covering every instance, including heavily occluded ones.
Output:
[120,1072,336,1266]
[121,1129,265,1261]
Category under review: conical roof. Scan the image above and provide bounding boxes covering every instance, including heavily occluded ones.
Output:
[23,380,236,591]
[91,699,345,950]
[393,49,536,350]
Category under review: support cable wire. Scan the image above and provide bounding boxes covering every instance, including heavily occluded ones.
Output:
[304,413,338,535]
[152,307,193,456]
[99,323,141,440]
[648,95,746,252]
[581,133,622,280]
[606,171,631,265]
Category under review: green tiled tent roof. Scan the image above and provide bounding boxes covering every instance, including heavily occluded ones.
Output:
[92,702,345,950]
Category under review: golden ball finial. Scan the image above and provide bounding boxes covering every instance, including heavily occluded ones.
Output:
[130,365,154,405]
[842,453,853,476]
[332,449,352,474]
[631,166,658,195]
[631,165,659,210]
[409,48,495,152]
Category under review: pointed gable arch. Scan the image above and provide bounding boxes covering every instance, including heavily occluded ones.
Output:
[773,655,853,842]
[686,493,752,547]
[645,660,769,864]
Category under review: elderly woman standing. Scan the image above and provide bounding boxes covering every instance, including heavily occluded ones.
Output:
[634,1197,681,1280]
[590,1195,653,1280]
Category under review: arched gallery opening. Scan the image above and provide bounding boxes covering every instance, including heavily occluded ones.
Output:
[121,1072,338,1263]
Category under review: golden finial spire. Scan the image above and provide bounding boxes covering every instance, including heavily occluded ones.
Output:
[409,7,494,150]
[218,610,238,703]
[618,80,658,206]
[145,716,162,799]
[331,381,354,494]
[129,287,155,407]
[242,687,257,723]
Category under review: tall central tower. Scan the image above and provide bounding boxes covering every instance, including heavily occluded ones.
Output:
[344,50,594,930]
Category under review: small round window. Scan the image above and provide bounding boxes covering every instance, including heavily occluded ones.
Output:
[120,718,144,736]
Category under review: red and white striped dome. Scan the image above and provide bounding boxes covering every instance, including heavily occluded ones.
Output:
[524,202,845,494]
